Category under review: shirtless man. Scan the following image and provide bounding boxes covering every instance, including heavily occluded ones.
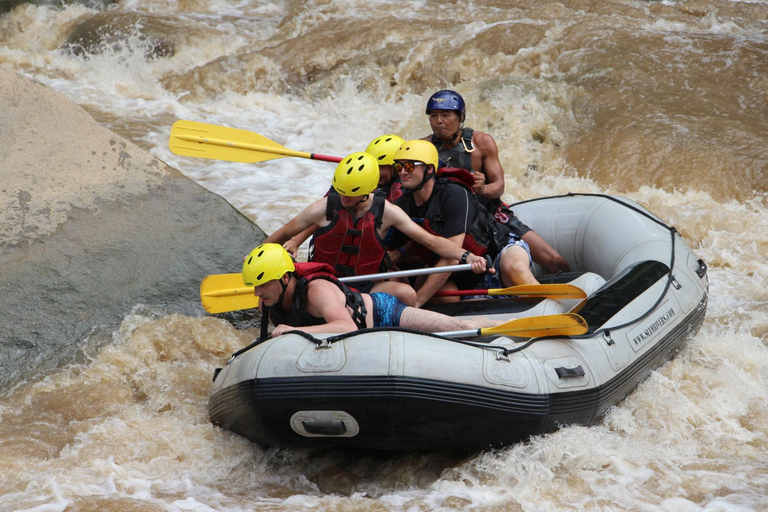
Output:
[244,243,497,337]
[423,89,570,274]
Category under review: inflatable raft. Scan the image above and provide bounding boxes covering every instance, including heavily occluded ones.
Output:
[208,194,708,451]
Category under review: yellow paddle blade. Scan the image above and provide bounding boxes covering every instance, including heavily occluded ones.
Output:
[487,284,587,299]
[480,313,588,337]
[200,273,258,314]
[170,120,296,163]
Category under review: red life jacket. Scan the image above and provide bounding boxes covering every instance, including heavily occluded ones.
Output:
[385,181,404,203]
[264,262,367,330]
[310,192,388,277]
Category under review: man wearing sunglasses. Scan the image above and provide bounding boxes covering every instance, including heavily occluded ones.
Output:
[422,89,570,275]
[390,140,538,308]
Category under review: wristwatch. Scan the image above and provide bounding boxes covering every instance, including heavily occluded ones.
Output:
[460,250,470,264]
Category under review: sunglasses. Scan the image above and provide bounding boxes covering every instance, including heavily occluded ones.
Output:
[394,161,426,173]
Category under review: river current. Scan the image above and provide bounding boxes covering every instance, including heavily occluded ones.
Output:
[1,0,768,510]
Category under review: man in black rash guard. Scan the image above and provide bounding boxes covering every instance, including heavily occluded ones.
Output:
[390,140,538,307]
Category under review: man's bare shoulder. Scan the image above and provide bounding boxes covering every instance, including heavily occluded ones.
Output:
[381,200,410,228]
[306,277,344,299]
[471,130,499,155]
[304,195,330,217]
[471,129,496,146]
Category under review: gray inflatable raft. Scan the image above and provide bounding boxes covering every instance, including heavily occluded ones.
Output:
[208,194,708,451]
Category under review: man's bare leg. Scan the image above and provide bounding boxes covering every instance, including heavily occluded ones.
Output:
[499,245,539,287]
[522,230,570,274]
[371,281,417,306]
[398,307,497,332]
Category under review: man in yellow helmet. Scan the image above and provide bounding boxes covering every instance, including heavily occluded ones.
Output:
[243,243,497,337]
[390,139,538,306]
[264,151,490,306]
[365,134,405,202]
[281,134,405,257]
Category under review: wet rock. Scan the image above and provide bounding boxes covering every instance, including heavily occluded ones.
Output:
[62,11,175,59]
[0,68,264,390]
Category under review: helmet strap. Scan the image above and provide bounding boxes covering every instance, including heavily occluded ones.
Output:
[414,165,436,191]
[277,273,291,310]
[353,195,370,207]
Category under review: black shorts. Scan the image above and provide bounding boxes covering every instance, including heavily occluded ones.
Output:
[493,203,532,238]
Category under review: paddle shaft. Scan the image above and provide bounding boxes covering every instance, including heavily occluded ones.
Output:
[339,263,473,283]
[173,133,342,163]
[438,313,588,338]
[199,264,475,314]
[433,283,587,299]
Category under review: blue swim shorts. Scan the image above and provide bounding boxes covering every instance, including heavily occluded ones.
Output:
[370,292,408,327]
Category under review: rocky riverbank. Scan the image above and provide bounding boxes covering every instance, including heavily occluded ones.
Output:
[0,67,264,390]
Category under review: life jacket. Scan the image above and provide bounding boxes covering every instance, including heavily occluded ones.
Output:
[310,191,388,277]
[376,181,403,203]
[398,167,510,265]
[264,262,368,331]
[432,127,520,222]
[373,182,403,248]
[431,127,475,172]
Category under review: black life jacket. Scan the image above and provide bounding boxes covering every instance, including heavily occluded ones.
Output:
[310,191,388,277]
[432,127,523,224]
[432,127,475,172]
[398,167,510,265]
[264,262,367,331]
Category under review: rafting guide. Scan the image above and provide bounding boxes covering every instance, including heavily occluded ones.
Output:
[423,89,570,275]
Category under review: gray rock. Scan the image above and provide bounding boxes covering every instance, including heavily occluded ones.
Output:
[0,68,264,390]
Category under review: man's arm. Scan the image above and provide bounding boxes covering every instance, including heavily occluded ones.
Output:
[265,197,327,246]
[473,131,505,201]
[271,279,359,336]
[413,184,476,306]
[412,233,467,307]
[283,225,318,258]
[383,202,487,273]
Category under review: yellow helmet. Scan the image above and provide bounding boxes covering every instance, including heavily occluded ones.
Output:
[242,243,295,287]
[332,152,380,196]
[365,134,404,166]
[393,139,439,171]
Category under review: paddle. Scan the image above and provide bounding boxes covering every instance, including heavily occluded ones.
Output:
[200,263,477,314]
[169,120,343,164]
[434,283,586,299]
[438,313,588,338]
